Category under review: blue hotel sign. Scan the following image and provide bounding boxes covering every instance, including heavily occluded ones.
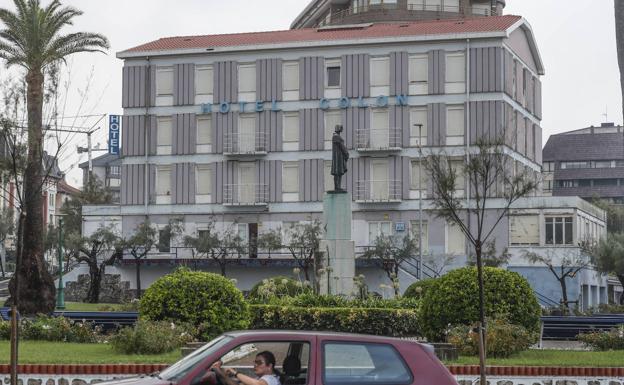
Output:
[109,115,120,155]
[201,95,409,114]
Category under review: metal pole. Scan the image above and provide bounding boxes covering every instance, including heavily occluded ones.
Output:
[87,133,93,185]
[10,212,25,385]
[415,123,424,280]
[56,218,65,310]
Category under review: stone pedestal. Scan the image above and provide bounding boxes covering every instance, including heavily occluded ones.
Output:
[320,192,355,296]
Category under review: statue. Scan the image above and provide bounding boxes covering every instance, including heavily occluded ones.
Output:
[331,124,349,192]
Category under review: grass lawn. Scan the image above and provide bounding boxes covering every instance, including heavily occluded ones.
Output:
[62,302,133,312]
[445,349,624,367]
[0,342,180,364]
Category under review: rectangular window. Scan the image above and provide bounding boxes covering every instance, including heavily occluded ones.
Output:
[368,221,393,244]
[510,215,539,245]
[326,60,341,88]
[156,67,173,96]
[158,229,171,253]
[196,115,212,146]
[444,0,460,11]
[325,111,342,150]
[282,112,300,147]
[370,159,390,200]
[157,117,172,154]
[195,65,213,96]
[370,56,390,96]
[472,3,491,15]
[409,107,427,146]
[410,220,429,254]
[282,162,299,194]
[545,217,573,245]
[156,166,172,197]
[447,223,465,255]
[196,165,212,196]
[452,161,465,194]
[237,114,256,153]
[446,105,464,145]
[324,161,333,192]
[542,161,554,172]
[370,109,390,149]
[446,52,466,94]
[49,193,55,208]
[323,343,412,385]
[109,166,121,176]
[282,61,299,100]
[410,160,427,191]
[408,54,428,95]
[238,63,256,101]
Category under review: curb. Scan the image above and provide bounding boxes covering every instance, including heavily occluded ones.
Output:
[1,365,623,377]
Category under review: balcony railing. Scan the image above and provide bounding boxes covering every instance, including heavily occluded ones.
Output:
[224,132,267,155]
[355,180,402,202]
[355,128,402,151]
[224,183,269,206]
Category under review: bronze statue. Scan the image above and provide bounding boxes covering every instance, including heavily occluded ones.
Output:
[331,124,349,192]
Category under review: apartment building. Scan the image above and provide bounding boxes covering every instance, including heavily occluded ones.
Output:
[79,153,122,203]
[81,0,617,307]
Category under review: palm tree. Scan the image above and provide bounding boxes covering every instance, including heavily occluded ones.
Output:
[0,0,109,314]
[617,0,624,120]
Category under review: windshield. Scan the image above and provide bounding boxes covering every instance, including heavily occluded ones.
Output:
[160,335,234,381]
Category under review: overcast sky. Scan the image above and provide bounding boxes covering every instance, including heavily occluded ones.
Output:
[0,0,620,186]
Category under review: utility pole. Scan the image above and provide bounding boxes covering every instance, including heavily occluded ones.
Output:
[414,123,424,280]
[77,129,107,186]
[56,216,65,310]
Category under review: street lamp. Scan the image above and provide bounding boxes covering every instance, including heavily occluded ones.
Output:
[414,123,424,280]
[55,215,66,310]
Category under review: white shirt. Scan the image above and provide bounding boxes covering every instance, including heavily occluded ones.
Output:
[260,374,281,385]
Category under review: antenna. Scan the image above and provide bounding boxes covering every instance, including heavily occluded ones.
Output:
[602,106,608,123]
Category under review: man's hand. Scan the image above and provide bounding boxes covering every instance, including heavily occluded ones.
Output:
[210,360,223,370]
[225,368,237,377]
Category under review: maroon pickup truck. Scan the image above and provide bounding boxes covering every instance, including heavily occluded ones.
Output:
[107,330,457,385]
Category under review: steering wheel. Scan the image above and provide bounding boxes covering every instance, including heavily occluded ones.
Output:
[201,370,219,385]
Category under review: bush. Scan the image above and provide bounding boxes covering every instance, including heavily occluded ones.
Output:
[403,278,436,300]
[578,325,624,351]
[248,276,312,302]
[0,316,101,343]
[275,293,420,309]
[140,268,249,340]
[447,318,535,358]
[250,304,420,337]
[110,320,195,354]
[420,267,541,341]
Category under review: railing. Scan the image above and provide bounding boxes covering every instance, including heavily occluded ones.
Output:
[355,128,402,151]
[224,183,269,205]
[355,180,402,202]
[224,132,267,154]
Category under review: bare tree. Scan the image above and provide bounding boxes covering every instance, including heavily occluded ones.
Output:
[467,240,511,268]
[589,233,624,305]
[284,219,323,289]
[425,137,538,385]
[257,228,282,259]
[523,249,591,313]
[183,221,245,276]
[421,252,456,277]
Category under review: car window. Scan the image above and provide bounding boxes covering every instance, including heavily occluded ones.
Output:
[323,342,412,385]
[161,335,233,381]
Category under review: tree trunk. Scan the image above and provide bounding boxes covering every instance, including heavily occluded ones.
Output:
[475,241,487,385]
[615,0,624,119]
[135,258,142,299]
[0,244,5,278]
[86,261,101,303]
[219,260,226,277]
[7,70,55,315]
[559,277,570,314]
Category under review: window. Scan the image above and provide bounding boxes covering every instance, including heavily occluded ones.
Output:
[446,105,464,145]
[236,223,249,245]
[544,180,553,192]
[156,166,172,202]
[109,166,121,176]
[558,180,578,188]
[370,56,390,96]
[283,61,299,100]
[444,0,459,11]
[579,179,591,187]
[283,112,300,150]
[371,109,390,149]
[451,161,465,194]
[368,221,392,244]
[326,60,341,88]
[542,161,554,172]
[408,54,428,95]
[472,2,491,15]
[446,223,465,255]
[410,160,427,191]
[195,65,213,96]
[49,193,55,208]
[283,162,299,195]
[324,161,333,192]
[156,67,173,96]
[238,63,256,101]
[370,159,389,200]
[196,165,211,197]
[409,107,427,146]
[510,215,539,245]
[594,179,617,186]
[157,117,172,154]
[325,111,342,150]
[561,161,590,169]
[323,342,412,385]
[410,220,428,253]
[594,161,613,168]
[445,52,466,94]
[545,217,573,245]
[196,115,212,147]
[158,229,171,253]
[237,114,256,153]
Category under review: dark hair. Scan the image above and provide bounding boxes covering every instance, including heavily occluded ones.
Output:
[256,351,280,376]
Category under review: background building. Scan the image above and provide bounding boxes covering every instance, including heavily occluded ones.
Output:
[79,153,122,203]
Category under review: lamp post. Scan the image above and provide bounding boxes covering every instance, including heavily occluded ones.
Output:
[414,123,424,280]
[56,217,65,310]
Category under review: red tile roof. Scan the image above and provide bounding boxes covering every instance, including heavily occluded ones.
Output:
[121,15,522,54]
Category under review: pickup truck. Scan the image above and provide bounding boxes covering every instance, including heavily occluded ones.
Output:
[102,330,457,385]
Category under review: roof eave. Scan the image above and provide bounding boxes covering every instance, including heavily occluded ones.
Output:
[506,17,545,76]
[290,0,332,29]
[117,30,508,59]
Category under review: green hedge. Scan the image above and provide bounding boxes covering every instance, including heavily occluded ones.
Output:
[250,304,420,337]
[248,276,311,302]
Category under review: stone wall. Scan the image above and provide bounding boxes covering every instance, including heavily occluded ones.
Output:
[64,274,132,303]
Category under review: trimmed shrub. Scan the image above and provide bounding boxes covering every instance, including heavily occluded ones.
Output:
[248,276,312,302]
[403,278,436,300]
[0,316,100,343]
[110,320,195,354]
[250,304,420,337]
[140,268,249,340]
[578,325,624,351]
[447,318,535,358]
[420,267,541,341]
[275,293,420,309]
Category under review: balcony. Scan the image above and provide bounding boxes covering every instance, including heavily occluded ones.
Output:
[355,128,402,152]
[355,180,402,203]
[224,184,269,206]
[224,132,267,156]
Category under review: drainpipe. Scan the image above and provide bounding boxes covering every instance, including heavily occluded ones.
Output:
[145,56,151,217]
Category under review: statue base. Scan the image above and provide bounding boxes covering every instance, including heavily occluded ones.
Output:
[320,192,355,296]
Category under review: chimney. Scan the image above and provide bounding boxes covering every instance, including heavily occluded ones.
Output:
[601,122,615,128]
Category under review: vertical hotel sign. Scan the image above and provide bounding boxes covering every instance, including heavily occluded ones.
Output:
[109,115,120,155]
